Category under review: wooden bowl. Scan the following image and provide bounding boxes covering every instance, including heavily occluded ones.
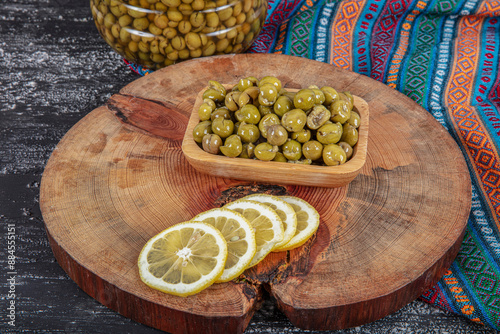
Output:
[182,87,369,188]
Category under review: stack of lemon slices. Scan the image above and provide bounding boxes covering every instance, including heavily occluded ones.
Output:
[137,194,320,297]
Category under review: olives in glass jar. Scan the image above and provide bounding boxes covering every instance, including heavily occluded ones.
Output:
[90,0,268,70]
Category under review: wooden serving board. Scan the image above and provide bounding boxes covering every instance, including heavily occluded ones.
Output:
[40,54,471,333]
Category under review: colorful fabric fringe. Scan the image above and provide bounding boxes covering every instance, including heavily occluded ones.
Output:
[127,0,500,329]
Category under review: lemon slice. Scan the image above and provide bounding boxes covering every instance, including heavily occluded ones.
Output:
[138,221,228,297]
[274,196,320,251]
[224,200,284,268]
[191,208,256,282]
[241,194,297,250]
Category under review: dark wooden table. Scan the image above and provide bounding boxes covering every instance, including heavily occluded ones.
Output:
[0,1,498,333]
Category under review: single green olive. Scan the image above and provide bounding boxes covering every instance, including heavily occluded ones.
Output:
[266,124,288,146]
[322,143,347,166]
[203,88,225,102]
[348,111,361,128]
[258,83,278,106]
[309,87,326,105]
[302,140,323,161]
[239,142,256,159]
[258,76,282,92]
[193,120,212,143]
[210,107,231,121]
[237,77,254,92]
[208,80,226,95]
[338,141,354,160]
[258,105,273,116]
[317,122,343,144]
[281,139,302,161]
[330,100,351,124]
[273,151,287,162]
[340,91,354,109]
[273,95,293,117]
[225,91,241,111]
[235,104,261,124]
[293,89,315,110]
[254,142,278,161]
[211,117,234,138]
[237,122,260,143]
[306,105,331,130]
[243,86,259,101]
[340,123,359,147]
[204,98,216,110]
[291,128,311,143]
[198,102,213,121]
[202,134,223,155]
[281,109,307,133]
[321,86,339,106]
[220,135,243,158]
[237,91,251,107]
[258,113,280,138]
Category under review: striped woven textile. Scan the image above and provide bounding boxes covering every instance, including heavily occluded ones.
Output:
[248,0,500,329]
[127,0,500,329]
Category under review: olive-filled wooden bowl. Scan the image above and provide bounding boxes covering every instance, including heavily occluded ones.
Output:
[182,85,369,188]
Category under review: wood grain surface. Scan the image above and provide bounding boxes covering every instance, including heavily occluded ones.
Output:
[39,54,471,333]
[1,1,497,333]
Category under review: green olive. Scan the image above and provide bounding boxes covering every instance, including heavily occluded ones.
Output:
[330,100,351,124]
[281,109,307,133]
[323,144,347,166]
[210,107,231,121]
[272,152,287,162]
[237,91,251,107]
[321,86,339,106]
[243,86,259,101]
[293,89,315,110]
[198,102,213,121]
[237,78,254,92]
[239,142,256,159]
[317,122,342,144]
[202,134,222,154]
[208,80,226,95]
[258,83,278,106]
[340,123,359,147]
[273,95,293,117]
[306,105,331,130]
[302,140,323,161]
[258,105,273,116]
[235,104,261,124]
[340,91,354,109]
[348,111,361,128]
[291,129,311,143]
[258,76,282,92]
[211,117,234,138]
[310,87,326,105]
[203,88,225,102]
[281,139,302,161]
[258,113,280,138]
[254,142,278,161]
[338,141,354,160]
[193,120,212,143]
[266,124,288,146]
[237,122,260,143]
[225,91,241,111]
[220,134,243,157]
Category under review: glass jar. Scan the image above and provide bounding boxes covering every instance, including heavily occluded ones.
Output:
[90,0,267,70]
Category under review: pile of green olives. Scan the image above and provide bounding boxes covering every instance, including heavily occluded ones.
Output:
[90,0,267,70]
[193,77,361,166]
